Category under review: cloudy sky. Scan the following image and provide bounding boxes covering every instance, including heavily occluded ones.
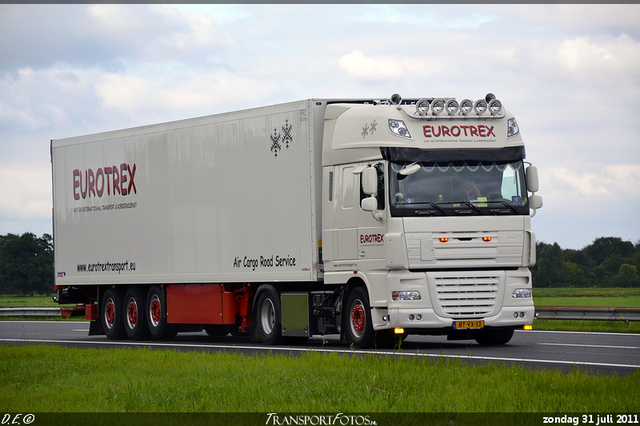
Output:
[1,4,639,250]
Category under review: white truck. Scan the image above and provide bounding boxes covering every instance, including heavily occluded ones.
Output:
[51,94,542,348]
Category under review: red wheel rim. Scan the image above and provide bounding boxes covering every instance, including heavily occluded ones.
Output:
[351,303,365,334]
[127,300,138,327]
[150,298,161,326]
[105,300,115,328]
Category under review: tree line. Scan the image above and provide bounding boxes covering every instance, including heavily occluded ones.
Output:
[0,233,54,296]
[532,237,640,288]
[1,233,639,295]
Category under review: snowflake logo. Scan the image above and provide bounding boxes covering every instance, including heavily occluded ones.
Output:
[282,118,293,148]
[270,128,282,157]
[362,124,370,139]
[361,120,378,139]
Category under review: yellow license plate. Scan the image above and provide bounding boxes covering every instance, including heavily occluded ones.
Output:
[453,320,484,330]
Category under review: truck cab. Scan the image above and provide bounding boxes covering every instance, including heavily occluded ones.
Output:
[320,94,542,347]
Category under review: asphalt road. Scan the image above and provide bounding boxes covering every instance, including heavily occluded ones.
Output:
[1,320,639,376]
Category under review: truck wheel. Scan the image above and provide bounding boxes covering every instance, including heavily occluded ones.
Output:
[123,287,146,341]
[255,286,283,345]
[102,288,125,340]
[474,328,514,346]
[345,287,375,349]
[147,286,176,340]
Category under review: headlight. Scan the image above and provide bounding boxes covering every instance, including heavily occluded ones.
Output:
[445,99,459,115]
[431,99,445,115]
[415,99,429,116]
[507,118,520,138]
[474,99,488,115]
[512,288,532,298]
[388,119,413,139]
[392,291,421,301]
[488,99,502,115]
[460,99,473,115]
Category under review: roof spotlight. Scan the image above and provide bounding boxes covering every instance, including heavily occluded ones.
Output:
[415,99,429,116]
[474,99,488,115]
[445,99,459,115]
[488,99,502,115]
[460,99,473,115]
[431,99,445,115]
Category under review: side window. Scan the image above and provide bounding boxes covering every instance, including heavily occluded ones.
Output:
[360,163,385,210]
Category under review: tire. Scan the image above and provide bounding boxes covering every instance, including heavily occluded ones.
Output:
[474,328,514,346]
[102,288,125,340]
[375,329,404,349]
[254,286,283,345]
[344,287,375,349]
[123,287,147,341]
[205,325,230,338]
[147,286,176,340]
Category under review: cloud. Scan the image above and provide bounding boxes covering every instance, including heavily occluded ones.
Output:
[543,165,640,200]
[338,50,406,80]
[0,165,51,220]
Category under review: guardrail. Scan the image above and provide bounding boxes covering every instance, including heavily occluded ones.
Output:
[535,306,640,322]
[0,307,62,317]
[2,306,639,321]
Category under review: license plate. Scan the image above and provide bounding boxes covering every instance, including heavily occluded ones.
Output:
[453,320,484,330]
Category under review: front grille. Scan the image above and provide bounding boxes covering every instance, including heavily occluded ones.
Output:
[432,274,500,318]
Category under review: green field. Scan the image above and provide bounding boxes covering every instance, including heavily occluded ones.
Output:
[1,344,638,414]
[0,294,68,307]
[533,288,640,307]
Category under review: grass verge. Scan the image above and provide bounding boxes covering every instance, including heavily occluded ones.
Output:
[1,344,638,413]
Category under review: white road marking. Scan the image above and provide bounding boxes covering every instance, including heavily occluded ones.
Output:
[538,343,640,350]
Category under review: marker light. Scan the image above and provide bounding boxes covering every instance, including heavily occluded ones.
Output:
[415,99,429,116]
[524,324,533,330]
[439,237,449,243]
[431,99,445,115]
[507,118,520,138]
[392,291,421,301]
[488,99,502,115]
[394,328,405,334]
[460,99,473,115]
[474,99,488,115]
[445,99,459,115]
[482,236,492,242]
[388,118,413,139]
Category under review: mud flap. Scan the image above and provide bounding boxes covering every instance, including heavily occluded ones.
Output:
[88,321,105,336]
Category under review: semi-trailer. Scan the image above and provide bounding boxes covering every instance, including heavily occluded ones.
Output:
[52,94,542,347]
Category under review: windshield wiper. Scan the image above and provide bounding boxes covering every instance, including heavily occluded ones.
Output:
[458,201,483,215]
[488,200,519,214]
[397,201,446,215]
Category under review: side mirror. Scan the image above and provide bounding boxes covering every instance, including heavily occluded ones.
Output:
[529,194,543,210]
[361,197,378,212]
[362,166,377,196]
[526,165,539,193]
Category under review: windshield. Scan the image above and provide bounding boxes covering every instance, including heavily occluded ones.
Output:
[389,160,529,216]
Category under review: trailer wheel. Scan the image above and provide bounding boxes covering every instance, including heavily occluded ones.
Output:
[255,286,283,345]
[345,287,375,349]
[147,286,176,340]
[474,328,514,346]
[123,287,146,341]
[102,288,125,340]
